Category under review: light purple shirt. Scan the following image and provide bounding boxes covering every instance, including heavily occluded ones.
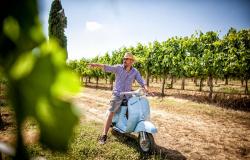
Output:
[104,64,145,97]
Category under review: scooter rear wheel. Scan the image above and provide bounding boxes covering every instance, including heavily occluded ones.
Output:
[138,132,155,154]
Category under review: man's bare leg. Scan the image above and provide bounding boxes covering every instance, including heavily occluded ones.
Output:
[102,112,114,135]
[98,112,114,144]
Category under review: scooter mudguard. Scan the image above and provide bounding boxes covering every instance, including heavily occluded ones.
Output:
[134,121,157,134]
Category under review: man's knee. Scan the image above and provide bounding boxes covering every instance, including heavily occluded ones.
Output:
[109,112,114,117]
[106,111,114,119]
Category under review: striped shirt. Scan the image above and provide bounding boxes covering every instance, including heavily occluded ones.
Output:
[104,64,145,97]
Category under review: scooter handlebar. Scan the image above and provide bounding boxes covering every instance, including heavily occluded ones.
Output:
[120,88,145,96]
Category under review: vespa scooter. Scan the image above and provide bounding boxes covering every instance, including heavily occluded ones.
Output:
[111,88,157,153]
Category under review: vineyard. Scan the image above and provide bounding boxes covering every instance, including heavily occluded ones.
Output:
[1,0,250,159]
[67,28,250,109]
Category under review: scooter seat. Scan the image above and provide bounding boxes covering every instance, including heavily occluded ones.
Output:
[121,99,128,106]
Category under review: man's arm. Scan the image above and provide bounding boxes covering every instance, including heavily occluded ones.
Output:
[88,63,104,69]
[135,71,148,93]
[88,63,118,73]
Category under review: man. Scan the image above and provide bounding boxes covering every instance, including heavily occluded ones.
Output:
[88,52,148,144]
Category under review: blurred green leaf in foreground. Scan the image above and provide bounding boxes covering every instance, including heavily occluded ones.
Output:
[0,0,80,159]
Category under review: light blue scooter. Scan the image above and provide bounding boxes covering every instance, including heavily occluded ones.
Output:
[111,88,157,153]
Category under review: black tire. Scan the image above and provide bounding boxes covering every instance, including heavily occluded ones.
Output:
[138,132,155,154]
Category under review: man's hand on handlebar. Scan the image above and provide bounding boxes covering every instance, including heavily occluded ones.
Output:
[143,86,155,96]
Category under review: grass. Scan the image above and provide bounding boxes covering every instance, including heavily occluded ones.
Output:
[217,86,243,94]
[26,121,164,160]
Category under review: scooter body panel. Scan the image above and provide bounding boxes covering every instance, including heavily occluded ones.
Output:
[112,94,157,134]
[126,97,150,132]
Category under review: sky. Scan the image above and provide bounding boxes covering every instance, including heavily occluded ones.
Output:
[38,0,250,60]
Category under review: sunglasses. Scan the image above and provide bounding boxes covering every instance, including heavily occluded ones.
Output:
[123,58,132,61]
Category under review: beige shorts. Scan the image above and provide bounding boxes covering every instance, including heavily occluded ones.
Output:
[109,95,124,112]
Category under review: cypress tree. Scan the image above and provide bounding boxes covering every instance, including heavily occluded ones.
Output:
[48,0,68,59]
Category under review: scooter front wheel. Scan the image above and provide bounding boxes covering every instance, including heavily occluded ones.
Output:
[138,132,155,154]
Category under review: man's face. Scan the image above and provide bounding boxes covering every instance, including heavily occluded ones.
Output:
[123,58,134,67]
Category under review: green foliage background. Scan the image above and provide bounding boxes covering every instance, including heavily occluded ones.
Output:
[68,28,250,96]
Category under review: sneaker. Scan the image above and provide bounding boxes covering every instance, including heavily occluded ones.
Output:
[98,135,107,145]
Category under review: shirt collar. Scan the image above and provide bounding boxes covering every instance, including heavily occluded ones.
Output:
[122,64,133,72]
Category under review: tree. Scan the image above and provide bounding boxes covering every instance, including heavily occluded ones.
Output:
[133,43,153,87]
[99,52,112,84]
[170,37,188,90]
[90,56,104,88]
[48,0,68,59]
[237,29,250,94]
[200,31,220,99]
[222,28,238,85]
[154,41,169,96]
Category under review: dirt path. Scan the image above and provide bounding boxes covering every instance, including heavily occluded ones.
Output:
[73,88,250,160]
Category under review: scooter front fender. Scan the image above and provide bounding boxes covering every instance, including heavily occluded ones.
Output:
[134,121,157,134]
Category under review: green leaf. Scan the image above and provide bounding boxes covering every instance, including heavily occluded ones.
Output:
[37,98,79,150]
[3,16,20,42]
[10,52,35,80]
[51,70,80,97]
[12,41,80,150]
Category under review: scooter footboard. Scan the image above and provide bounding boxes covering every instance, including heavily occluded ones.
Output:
[134,121,157,134]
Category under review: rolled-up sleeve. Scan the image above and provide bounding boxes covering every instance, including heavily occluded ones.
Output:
[104,65,118,73]
[135,71,145,87]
